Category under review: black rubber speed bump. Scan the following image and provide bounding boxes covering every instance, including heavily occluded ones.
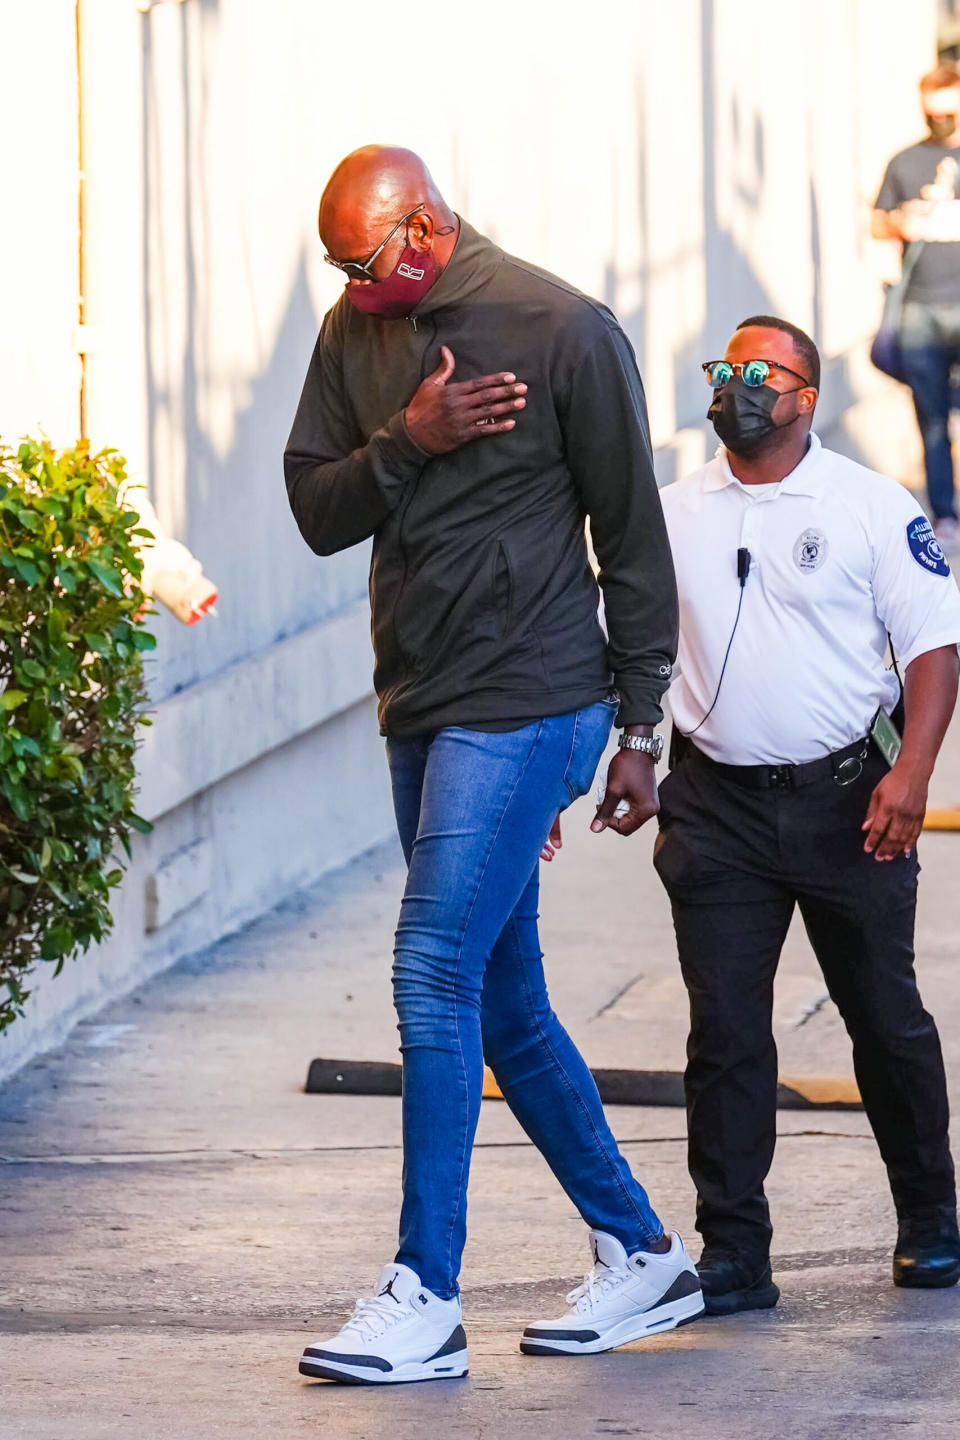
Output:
[305,1058,863,1110]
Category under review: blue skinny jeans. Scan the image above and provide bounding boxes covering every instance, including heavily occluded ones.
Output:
[386,701,663,1299]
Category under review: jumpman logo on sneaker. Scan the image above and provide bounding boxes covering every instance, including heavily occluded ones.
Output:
[378,1272,402,1303]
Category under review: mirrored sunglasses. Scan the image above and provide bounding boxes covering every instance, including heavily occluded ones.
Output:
[702,358,810,389]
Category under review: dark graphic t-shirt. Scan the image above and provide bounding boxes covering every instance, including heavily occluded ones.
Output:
[875,140,960,304]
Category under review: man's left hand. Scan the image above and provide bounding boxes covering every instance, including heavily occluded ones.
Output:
[862,763,928,861]
[591,749,659,837]
[541,814,563,862]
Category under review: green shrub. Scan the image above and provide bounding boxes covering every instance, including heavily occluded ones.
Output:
[0,438,156,1033]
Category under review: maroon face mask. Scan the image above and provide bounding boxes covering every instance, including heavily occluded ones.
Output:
[344,244,439,320]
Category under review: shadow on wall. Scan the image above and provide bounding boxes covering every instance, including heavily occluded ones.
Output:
[605,0,876,486]
[672,0,778,450]
[139,0,370,706]
[686,0,870,471]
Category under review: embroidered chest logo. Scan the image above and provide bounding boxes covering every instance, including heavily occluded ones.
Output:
[793,529,828,573]
[907,515,951,577]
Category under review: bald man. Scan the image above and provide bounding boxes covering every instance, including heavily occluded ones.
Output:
[286,147,694,1387]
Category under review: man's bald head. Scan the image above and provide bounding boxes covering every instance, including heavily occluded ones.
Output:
[319,146,458,278]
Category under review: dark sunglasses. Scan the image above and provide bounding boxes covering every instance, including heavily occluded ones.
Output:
[702,358,811,389]
[323,202,426,282]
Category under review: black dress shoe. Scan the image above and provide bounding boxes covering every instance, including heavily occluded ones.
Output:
[696,1248,780,1316]
[893,1217,960,1289]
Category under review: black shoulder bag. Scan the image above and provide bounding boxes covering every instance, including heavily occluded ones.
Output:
[870,240,925,384]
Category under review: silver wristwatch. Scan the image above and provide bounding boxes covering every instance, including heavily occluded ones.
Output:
[617,732,664,762]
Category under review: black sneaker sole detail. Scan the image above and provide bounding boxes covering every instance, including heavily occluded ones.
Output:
[519,1290,704,1354]
[299,1359,469,1385]
[522,1327,601,1342]
[702,1281,780,1316]
[301,1346,390,1371]
[300,1361,370,1384]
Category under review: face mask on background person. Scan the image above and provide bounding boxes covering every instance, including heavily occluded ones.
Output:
[707,375,802,456]
[926,113,958,142]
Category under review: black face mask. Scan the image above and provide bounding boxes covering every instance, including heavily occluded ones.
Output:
[707,376,800,456]
[926,114,958,142]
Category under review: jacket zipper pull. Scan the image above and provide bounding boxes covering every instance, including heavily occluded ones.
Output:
[410,314,418,331]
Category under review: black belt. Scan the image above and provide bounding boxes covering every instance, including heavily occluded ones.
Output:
[690,735,871,791]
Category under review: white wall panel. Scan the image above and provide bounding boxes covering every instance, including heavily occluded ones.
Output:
[0,1,80,445]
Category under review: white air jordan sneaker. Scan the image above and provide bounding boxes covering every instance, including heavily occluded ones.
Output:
[299,1263,468,1384]
[520,1230,704,1355]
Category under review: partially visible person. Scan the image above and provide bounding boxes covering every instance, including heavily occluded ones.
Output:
[130,490,218,625]
[873,63,960,547]
[656,316,960,1316]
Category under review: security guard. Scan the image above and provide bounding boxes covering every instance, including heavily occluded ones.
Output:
[655,314,960,1315]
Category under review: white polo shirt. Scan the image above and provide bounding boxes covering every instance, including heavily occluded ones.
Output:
[659,433,960,766]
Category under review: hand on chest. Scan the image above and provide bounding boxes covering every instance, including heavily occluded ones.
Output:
[348,306,553,446]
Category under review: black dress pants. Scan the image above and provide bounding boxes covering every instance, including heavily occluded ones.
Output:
[653,745,955,1262]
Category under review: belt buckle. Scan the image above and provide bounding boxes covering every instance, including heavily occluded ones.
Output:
[768,764,793,791]
[833,746,867,787]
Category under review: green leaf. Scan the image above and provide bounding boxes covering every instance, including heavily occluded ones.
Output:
[16,509,41,532]
[5,785,34,821]
[40,923,74,961]
[12,559,40,585]
[83,633,112,656]
[127,812,153,834]
[4,783,34,817]
[47,608,67,643]
[45,877,72,905]
[87,559,124,596]
[1,689,27,710]
[132,630,157,652]
[40,839,52,871]
[58,754,85,781]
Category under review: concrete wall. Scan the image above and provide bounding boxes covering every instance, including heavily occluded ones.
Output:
[0,0,940,1081]
[0,0,81,444]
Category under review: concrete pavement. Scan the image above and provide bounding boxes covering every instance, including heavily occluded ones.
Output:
[3,715,960,1439]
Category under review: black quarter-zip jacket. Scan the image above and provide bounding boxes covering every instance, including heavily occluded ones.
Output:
[284,220,678,737]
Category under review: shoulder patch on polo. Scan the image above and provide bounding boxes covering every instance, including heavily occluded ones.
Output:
[906,515,951,577]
